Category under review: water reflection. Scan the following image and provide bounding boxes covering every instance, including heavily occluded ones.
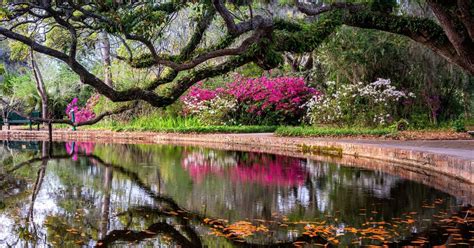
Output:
[2,140,41,151]
[65,142,95,161]
[182,151,306,186]
[0,140,472,247]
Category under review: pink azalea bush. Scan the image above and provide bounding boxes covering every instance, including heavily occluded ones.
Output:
[182,75,318,125]
[65,95,98,124]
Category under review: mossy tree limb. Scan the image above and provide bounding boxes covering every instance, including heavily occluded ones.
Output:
[297,0,474,74]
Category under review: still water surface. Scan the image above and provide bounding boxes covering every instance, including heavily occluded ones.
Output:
[0,140,472,247]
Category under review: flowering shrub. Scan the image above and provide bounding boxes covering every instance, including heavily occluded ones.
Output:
[183,88,238,125]
[182,75,318,125]
[303,81,348,124]
[305,78,415,126]
[65,95,99,124]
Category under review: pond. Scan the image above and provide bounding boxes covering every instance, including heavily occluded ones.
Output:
[0,140,472,247]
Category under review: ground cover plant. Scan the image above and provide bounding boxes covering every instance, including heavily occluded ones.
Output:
[275,126,393,137]
[84,115,277,134]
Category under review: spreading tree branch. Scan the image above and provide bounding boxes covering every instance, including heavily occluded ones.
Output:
[296,1,474,74]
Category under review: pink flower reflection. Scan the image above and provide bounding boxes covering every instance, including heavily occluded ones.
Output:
[65,142,95,161]
[182,152,225,183]
[182,152,307,186]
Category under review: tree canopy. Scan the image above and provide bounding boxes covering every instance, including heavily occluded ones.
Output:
[0,0,472,110]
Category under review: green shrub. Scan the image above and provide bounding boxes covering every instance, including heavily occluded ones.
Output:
[142,125,277,133]
[452,119,466,132]
[0,63,5,75]
[395,119,409,131]
[129,115,202,131]
[87,114,277,133]
[409,113,432,129]
[275,126,393,137]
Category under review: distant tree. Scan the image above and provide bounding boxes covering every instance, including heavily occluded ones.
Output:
[7,40,49,120]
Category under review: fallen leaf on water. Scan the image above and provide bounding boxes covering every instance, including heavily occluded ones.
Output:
[144,230,156,235]
[293,241,306,245]
[403,219,415,224]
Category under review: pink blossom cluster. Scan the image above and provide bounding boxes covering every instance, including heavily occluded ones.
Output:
[182,82,224,107]
[182,75,318,123]
[227,75,318,114]
[65,96,97,124]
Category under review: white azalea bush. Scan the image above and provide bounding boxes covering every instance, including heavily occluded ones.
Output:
[305,78,415,126]
[303,81,348,124]
[183,95,238,125]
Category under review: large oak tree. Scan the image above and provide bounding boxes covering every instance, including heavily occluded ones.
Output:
[0,0,472,123]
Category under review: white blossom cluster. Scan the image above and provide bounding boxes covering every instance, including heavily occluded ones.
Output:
[303,90,344,124]
[184,96,238,125]
[356,78,415,103]
[305,78,415,126]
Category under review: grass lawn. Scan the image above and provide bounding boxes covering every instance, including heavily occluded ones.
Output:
[62,116,277,134]
[108,125,277,133]
[275,126,394,137]
[50,116,472,139]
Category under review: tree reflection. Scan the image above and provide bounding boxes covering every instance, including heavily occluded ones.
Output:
[26,141,49,241]
[0,141,472,247]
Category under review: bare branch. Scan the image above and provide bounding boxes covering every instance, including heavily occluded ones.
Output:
[31,102,137,127]
[0,26,69,60]
[179,6,216,60]
[213,0,273,35]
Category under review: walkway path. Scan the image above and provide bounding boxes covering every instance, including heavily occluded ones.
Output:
[321,139,474,160]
